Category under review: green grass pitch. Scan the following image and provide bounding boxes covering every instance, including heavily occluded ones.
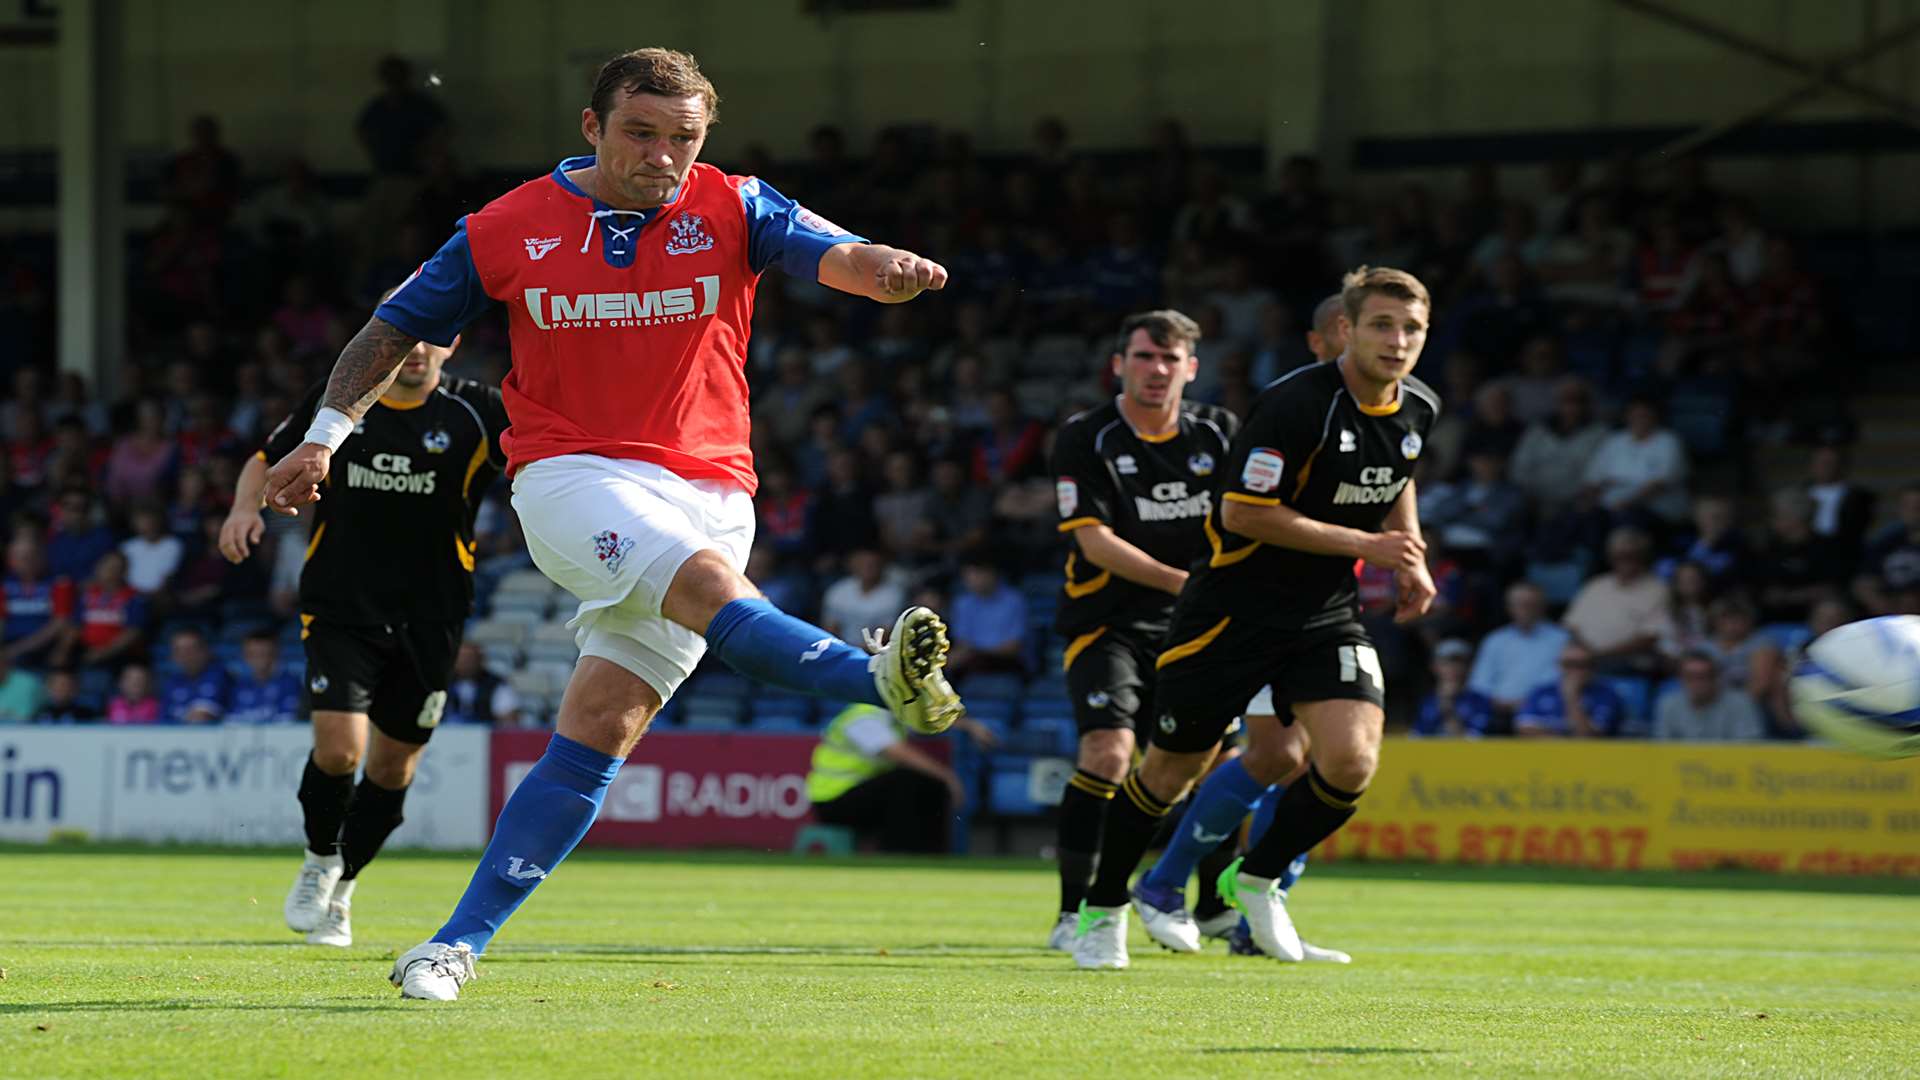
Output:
[2,846,1915,1078]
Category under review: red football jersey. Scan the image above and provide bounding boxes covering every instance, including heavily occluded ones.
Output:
[378,157,862,494]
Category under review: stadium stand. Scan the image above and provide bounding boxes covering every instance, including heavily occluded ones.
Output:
[3,110,1917,830]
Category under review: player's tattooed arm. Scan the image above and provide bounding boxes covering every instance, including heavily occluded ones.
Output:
[322,316,419,420]
[258,315,417,514]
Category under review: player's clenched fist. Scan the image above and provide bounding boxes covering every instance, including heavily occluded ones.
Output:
[1393,562,1438,624]
[1362,529,1427,571]
[874,251,948,301]
[264,443,333,515]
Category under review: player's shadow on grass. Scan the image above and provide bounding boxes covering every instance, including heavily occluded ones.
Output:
[0,1000,410,1015]
[1201,1047,1438,1056]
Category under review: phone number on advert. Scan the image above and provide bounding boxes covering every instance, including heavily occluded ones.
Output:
[1318,823,1652,870]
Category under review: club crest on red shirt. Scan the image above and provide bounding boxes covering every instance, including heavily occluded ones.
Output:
[665,213,715,256]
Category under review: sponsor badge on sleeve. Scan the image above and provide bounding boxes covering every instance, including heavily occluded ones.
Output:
[1241,448,1285,494]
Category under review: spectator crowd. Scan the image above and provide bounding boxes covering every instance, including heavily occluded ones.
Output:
[1,55,1915,745]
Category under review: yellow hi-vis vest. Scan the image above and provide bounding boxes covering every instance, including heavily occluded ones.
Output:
[806,704,899,804]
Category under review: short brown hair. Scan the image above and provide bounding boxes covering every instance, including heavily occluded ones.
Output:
[1115,309,1202,358]
[1340,265,1431,323]
[591,48,720,127]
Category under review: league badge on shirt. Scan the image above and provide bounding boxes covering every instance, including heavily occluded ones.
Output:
[1187,452,1215,477]
[1241,447,1284,494]
[1401,431,1424,460]
[794,207,847,237]
[1056,478,1079,518]
[665,213,716,256]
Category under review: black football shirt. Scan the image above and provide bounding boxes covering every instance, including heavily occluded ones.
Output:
[1182,361,1441,630]
[1050,398,1239,637]
[261,375,509,625]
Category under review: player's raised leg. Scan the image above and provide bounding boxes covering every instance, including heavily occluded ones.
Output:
[287,710,363,933]
[686,550,960,734]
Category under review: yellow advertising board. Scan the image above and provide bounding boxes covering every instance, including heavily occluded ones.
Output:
[1317,738,1920,876]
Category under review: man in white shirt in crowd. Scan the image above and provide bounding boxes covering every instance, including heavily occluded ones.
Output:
[1583,395,1689,524]
[1468,581,1571,725]
[819,548,907,643]
[1655,650,1765,741]
[1563,527,1675,675]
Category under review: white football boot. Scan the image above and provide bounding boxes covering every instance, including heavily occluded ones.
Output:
[1072,905,1130,970]
[1046,913,1078,952]
[306,879,355,947]
[868,607,963,734]
[1196,910,1241,942]
[1300,941,1353,964]
[390,940,477,1001]
[284,851,344,933]
[1218,859,1305,962]
[1129,883,1202,953]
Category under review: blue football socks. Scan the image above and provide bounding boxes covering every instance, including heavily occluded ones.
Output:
[1141,757,1271,896]
[432,734,622,953]
[705,598,883,705]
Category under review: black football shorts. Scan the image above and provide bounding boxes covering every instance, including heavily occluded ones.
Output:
[1151,611,1383,754]
[1062,627,1163,737]
[302,617,462,745]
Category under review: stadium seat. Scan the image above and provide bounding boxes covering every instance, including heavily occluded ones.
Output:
[959,672,1024,701]
[1021,712,1078,757]
[745,707,814,733]
[495,568,552,597]
[678,696,743,730]
[526,623,580,665]
[489,593,550,620]
[963,698,1016,728]
[468,618,529,654]
[1526,558,1589,605]
[791,824,854,855]
[986,756,1047,816]
[691,672,753,699]
[1024,673,1068,700]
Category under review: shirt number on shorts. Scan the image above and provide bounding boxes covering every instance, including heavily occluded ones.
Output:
[418,689,447,729]
[1338,645,1383,689]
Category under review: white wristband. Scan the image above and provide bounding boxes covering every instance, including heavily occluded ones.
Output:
[303,407,355,452]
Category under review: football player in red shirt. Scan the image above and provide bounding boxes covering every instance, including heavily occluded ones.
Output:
[263,48,961,1001]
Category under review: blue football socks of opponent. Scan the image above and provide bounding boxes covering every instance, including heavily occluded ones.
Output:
[1141,756,1270,897]
[432,734,622,954]
[706,598,883,705]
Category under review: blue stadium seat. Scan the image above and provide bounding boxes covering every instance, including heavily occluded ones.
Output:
[964,698,1016,727]
[1022,712,1078,756]
[959,673,1024,701]
[692,672,753,699]
[1527,559,1589,605]
[1024,674,1068,701]
[987,756,1047,816]
[676,694,742,729]
[745,709,815,734]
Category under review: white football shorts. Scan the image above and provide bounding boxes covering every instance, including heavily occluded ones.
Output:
[511,454,755,700]
[1246,685,1276,717]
